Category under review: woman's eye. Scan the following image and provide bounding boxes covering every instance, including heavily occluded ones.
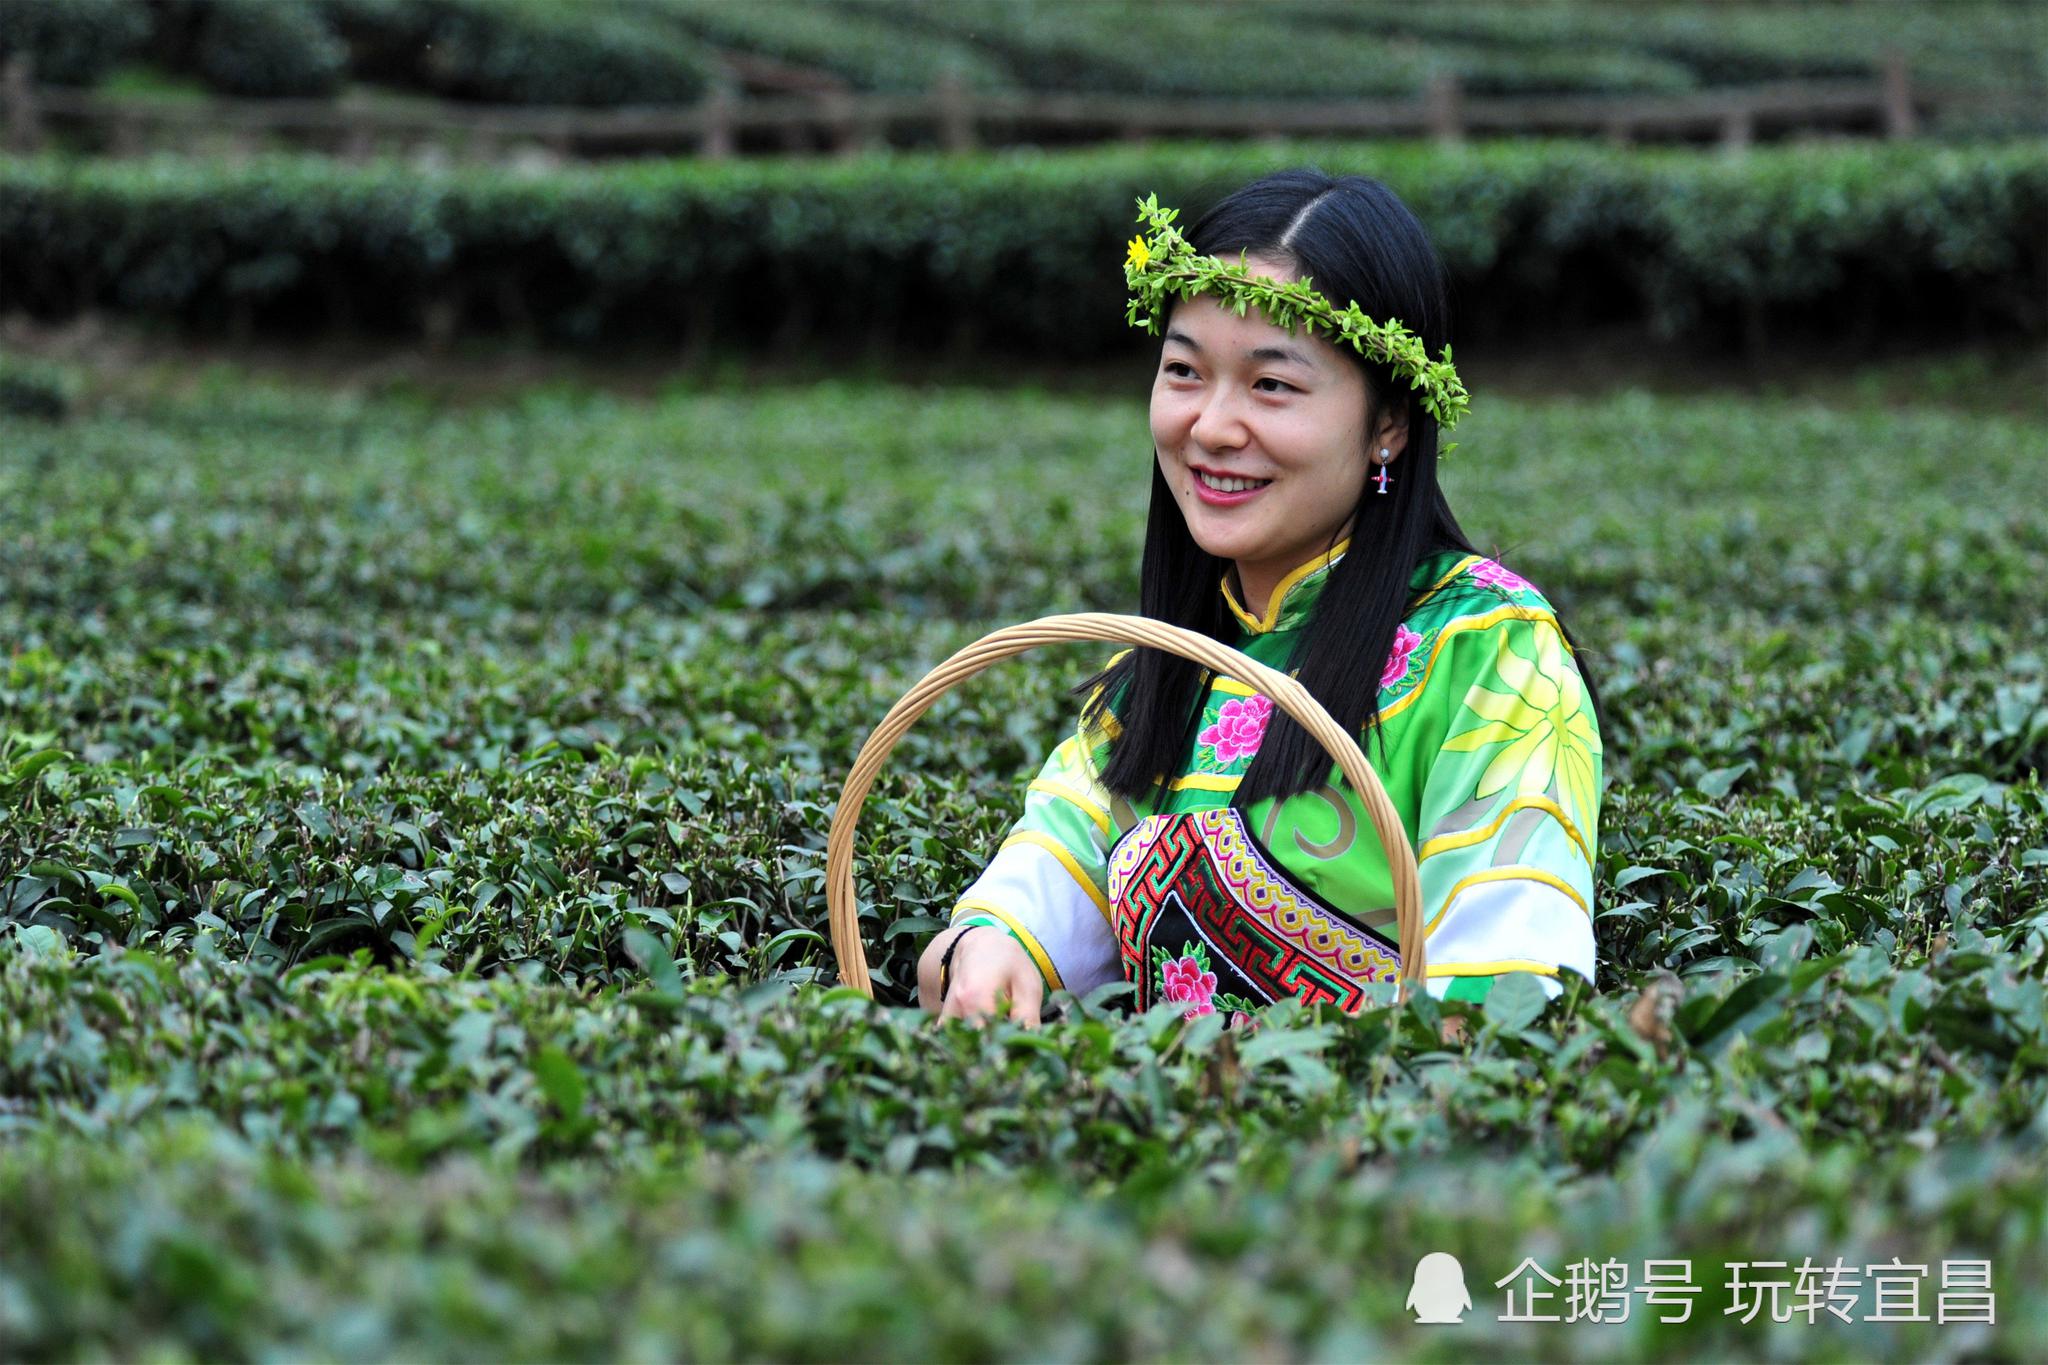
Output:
[1161,363,1290,393]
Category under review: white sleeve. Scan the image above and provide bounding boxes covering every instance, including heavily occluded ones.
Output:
[949,733,1126,998]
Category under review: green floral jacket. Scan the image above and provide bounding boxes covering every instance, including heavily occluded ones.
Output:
[951,538,1602,1011]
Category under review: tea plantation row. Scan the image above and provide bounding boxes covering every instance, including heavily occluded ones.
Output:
[7,140,2042,353]
[13,0,2036,105]
[1,360,2043,1359]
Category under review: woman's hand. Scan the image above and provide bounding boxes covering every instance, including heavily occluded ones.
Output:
[918,924,1046,1029]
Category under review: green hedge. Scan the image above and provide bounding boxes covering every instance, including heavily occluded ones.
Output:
[873,0,1693,99]
[6,909,2046,1174]
[170,0,349,100]
[4,338,2046,1359]
[647,0,1010,94]
[6,1113,2041,1360]
[321,0,717,107]
[1276,0,2046,92]
[0,349,80,420]
[2,140,2042,354]
[7,0,2039,109]
[0,0,718,105]
[3,377,2041,994]
[870,0,2042,101]
[0,0,150,87]
[0,0,351,100]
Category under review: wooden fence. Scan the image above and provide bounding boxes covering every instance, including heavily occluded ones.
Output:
[0,54,2016,164]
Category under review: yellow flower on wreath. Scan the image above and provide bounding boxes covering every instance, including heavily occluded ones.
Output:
[1125,235,1151,270]
[1442,620,1602,833]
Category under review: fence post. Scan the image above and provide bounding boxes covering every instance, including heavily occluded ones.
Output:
[1881,51,1917,139]
[1720,108,1752,152]
[700,83,736,159]
[822,89,847,156]
[934,69,974,152]
[421,283,462,354]
[821,89,870,158]
[1425,71,1463,145]
[2,53,42,154]
[110,109,144,157]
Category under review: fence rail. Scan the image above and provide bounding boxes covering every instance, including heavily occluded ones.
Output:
[1,56,2020,163]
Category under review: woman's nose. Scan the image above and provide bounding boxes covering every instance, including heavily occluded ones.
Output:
[1188,385,1248,450]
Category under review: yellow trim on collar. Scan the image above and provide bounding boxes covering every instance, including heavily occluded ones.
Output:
[1407,553,1484,612]
[1220,536,1352,635]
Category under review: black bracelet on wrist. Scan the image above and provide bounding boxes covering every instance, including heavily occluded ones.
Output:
[938,924,986,1003]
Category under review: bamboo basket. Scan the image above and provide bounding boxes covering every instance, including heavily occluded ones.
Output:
[824,613,1427,1006]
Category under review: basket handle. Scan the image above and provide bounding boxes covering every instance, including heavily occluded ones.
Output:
[824,612,1426,1005]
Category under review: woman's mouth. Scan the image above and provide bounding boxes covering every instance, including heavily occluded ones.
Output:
[1193,467,1272,505]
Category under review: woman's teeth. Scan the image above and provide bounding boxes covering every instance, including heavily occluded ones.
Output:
[1198,471,1272,493]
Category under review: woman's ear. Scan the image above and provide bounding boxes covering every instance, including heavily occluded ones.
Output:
[1371,407,1410,463]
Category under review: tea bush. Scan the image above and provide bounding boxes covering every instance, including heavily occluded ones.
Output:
[5,140,2042,352]
[1,358,2043,1358]
[9,0,2035,105]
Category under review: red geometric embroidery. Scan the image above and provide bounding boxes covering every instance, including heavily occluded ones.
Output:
[1109,807,1403,1015]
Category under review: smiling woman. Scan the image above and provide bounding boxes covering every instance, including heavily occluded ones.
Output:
[918,169,1607,1033]
[1154,274,1381,616]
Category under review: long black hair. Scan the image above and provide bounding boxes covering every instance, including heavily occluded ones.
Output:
[1077,167,1602,810]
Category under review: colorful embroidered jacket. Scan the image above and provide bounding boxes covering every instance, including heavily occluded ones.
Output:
[948,539,1602,1010]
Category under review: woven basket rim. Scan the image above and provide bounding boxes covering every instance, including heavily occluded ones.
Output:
[824,611,1426,1007]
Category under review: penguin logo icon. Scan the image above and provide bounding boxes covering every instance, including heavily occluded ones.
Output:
[1406,1252,1472,1324]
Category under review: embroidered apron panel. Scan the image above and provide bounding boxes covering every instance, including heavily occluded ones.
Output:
[1106,806,1403,1019]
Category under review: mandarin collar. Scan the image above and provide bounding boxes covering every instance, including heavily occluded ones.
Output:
[1220,542,1475,635]
[1220,537,1351,635]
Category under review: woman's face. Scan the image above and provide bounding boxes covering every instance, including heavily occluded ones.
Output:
[1149,257,1403,607]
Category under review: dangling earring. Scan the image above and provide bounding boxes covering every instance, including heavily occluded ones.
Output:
[1373,446,1392,496]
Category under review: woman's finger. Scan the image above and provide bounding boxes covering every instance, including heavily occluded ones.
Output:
[943,985,997,1027]
[1008,969,1044,1028]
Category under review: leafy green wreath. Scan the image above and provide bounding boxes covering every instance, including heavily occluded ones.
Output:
[1122,192,1470,451]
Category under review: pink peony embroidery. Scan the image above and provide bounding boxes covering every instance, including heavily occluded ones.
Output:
[1160,954,1217,1019]
[1381,623,1423,689]
[1197,694,1272,764]
[1230,1010,1251,1031]
[1470,558,1531,594]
